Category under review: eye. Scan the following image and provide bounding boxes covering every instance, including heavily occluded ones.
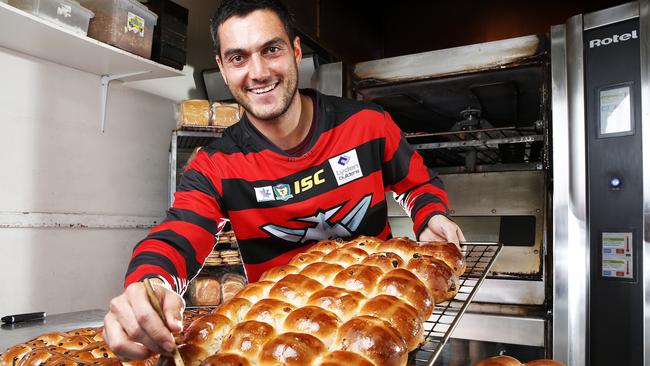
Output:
[230,55,244,64]
[268,46,279,53]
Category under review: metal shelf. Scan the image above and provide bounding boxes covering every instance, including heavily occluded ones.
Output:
[409,242,503,366]
[169,127,226,206]
[404,126,545,172]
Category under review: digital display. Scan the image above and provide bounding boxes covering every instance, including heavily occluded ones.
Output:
[599,85,633,137]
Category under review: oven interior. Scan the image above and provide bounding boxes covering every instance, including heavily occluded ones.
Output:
[352,50,552,355]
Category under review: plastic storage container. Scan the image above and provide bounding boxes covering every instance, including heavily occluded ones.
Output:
[8,0,94,35]
[78,0,157,58]
[146,0,188,70]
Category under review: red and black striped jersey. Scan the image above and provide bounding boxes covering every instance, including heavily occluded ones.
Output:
[125,90,450,292]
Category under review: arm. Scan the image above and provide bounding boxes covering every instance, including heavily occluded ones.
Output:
[104,150,228,360]
[381,111,464,245]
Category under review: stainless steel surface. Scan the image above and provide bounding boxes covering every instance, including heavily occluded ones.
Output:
[640,0,650,363]
[411,243,502,365]
[584,1,639,30]
[0,310,105,352]
[314,62,343,97]
[472,279,545,305]
[451,313,545,347]
[353,35,542,84]
[566,13,589,366]
[550,13,589,366]
[550,23,570,364]
[445,171,545,278]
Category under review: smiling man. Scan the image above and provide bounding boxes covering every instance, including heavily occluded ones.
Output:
[102,0,465,361]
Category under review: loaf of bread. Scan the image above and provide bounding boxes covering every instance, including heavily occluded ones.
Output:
[179,236,463,366]
[188,277,222,306]
[178,100,210,127]
[474,355,566,366]
[209,102,243,127]
[220,273,247,302]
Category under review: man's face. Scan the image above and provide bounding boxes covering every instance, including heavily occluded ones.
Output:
[216,9,301,121]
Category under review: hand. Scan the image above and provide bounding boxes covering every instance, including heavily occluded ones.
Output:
[103,279,185,361]
[418,215,466,248]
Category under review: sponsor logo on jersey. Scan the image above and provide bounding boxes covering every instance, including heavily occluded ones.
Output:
[273,183,293,201]
[261,194,373,243]
[254,169,326,203]
[254,186,275,202]
[329,149,363,186]
[293,169,326,194]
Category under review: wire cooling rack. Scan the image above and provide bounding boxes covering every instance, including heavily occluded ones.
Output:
[408,242,502,366]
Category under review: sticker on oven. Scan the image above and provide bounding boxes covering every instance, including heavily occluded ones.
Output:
[328,149,363,186]
[57,4,72,18]
[126,12,145,37]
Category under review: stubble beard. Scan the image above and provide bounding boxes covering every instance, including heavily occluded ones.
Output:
[233,63,299,121]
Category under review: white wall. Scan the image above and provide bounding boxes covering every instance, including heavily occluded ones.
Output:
[0,0,226,317]
[0,45,175,315]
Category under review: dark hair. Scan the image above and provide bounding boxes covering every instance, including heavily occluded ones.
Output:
[210,0,296,57]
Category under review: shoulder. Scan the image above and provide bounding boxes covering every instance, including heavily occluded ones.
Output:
[201,122,254,156]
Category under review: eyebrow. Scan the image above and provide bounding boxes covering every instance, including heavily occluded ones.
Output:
[222,37,288,59]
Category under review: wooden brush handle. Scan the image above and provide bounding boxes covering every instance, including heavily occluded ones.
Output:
[143,278,185,366]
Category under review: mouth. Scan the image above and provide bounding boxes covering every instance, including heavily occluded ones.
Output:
[249,82,279,95]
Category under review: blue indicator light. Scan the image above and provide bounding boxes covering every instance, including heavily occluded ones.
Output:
[610,178,621,188]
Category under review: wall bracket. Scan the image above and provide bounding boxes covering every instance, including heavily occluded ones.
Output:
[100,71,150,133]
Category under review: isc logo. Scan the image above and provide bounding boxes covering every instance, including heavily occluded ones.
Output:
[294,169,325,194]
[589,30,638,48]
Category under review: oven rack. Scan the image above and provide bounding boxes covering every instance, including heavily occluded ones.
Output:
[405,127,545,170]
[409,242,502,366]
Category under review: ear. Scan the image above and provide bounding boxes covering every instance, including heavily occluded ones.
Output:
[215,55,228,85]
[292,36,303,65]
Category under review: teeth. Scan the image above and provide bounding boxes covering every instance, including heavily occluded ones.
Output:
[250,83,277,94]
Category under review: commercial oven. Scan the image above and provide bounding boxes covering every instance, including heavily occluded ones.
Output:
[331,1,650,364]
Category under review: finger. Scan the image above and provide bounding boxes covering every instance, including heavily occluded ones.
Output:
[458,228,467,242]
[444,223,460,245]
[160,289,185,333]
[104,311,152,361]
[118,297,169,356]
[127,285,177,355]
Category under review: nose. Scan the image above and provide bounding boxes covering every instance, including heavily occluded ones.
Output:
[249,54,271,82]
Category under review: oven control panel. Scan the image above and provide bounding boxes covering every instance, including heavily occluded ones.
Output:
[584,17,644,366]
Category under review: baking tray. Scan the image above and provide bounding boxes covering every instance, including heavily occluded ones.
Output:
[408,242,503,366]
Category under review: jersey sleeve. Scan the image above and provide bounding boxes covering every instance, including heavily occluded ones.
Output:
[380,111,451,239]
[124,149,228,294]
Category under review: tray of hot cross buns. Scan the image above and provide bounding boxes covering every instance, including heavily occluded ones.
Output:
[0,237,501,366]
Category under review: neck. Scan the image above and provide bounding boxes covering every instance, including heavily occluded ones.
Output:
[248,91,313,150]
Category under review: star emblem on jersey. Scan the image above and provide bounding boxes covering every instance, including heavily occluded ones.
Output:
[261,194,373,243]
[254,186,275,202]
